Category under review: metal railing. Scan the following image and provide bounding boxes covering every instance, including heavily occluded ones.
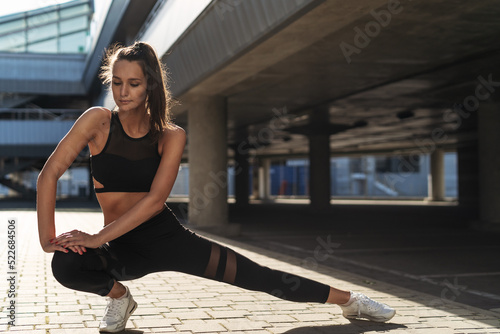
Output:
[0,107,83,120]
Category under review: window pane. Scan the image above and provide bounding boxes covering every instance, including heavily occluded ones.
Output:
[444,152,458,198]
[0,18,25,35]
[60,4,89,18]
[270,160,285,195]
[28,38,57,53]
[0,32,25,51]
[331,157,350,196]
[60,16,87,35]
[27,11,58,27]
[171,164,189,196]
[0,1,92,54]
[332,155,430,198]
[10,45,27,52]
[59,31,88,53]
[28,23,57,43]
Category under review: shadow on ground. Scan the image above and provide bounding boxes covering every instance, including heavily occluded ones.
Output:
[283,320,407,333]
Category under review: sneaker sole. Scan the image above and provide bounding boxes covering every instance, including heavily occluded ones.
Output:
[99,300,138,333]
[343,309,396,322]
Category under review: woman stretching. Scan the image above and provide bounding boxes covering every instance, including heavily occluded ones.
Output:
[37,41,395,333]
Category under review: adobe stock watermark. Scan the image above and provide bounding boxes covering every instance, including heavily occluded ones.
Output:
[414,276,467,318]
[214,0,244,20]
[381,73,499,190]
[271,235,340,300]
[443,74,500,130]
[436,277,466,305]
[5,218,18,326]
[183,106,292,218]
[340,0,410,64]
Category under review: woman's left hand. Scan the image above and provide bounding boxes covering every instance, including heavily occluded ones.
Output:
[52,230,103,250]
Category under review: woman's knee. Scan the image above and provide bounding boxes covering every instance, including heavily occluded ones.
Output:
[51,250,86,287]
[51,249,115,296]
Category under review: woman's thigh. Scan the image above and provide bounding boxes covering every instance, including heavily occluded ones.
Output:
[100,242,155,282]
[129,227,213,277]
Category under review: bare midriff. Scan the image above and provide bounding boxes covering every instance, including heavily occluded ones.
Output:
[96,192,150,226]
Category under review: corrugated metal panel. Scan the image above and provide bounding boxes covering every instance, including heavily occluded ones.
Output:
[0,52,85,94]
[165,0,324,97]
[0,120,73,145]
[139,0,212,58]
[0,53,85,80]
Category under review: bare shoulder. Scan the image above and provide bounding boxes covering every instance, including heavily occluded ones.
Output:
[80,106,112,124]
[72,107,111,136]
[64,107,112,148]
[162,123,186,141]
[158,124,186,155]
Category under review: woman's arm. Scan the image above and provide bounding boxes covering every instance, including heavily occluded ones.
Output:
[55,125,187,248]
[37,107,108,253]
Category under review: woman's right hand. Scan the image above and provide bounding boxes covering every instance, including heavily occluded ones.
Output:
[41,239,87,255]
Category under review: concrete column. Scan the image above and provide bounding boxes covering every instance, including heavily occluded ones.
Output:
[478,103,500,228]
[308,107,331,211]
[428,148,445,201]
[9,172,21,196]
[234,142,249,207]
[252,159,260,199]
[457,143,479,221]
[258,159,271,200]
[188,95,228,229]
[456,108,479,224]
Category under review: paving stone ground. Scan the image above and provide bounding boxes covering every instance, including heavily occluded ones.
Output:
[0,210,499,333]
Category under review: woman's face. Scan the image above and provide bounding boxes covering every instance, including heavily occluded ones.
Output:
[111,60,148,112]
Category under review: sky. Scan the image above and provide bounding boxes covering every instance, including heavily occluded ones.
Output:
[0,0,106,17]
[0,0,73,16]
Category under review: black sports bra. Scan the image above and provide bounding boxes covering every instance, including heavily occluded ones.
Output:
[90,112,161,193]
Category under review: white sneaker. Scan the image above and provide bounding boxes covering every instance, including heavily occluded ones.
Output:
[99,286,137,333]
[339,292,395,322]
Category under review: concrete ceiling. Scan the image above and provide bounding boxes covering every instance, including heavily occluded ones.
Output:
[173,0,500,158]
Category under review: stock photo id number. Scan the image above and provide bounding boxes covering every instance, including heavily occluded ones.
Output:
[6,218,17,326]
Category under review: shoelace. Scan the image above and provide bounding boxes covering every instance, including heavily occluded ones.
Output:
[355,294,381,317]
[102,297,127,321]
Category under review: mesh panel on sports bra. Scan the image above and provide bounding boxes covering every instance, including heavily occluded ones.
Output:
[105,113,158,161]
[91,112,161,193]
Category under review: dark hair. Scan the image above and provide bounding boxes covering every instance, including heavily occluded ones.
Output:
[99,41,173,142]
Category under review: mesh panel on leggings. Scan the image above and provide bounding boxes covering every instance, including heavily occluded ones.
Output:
[203,244,237,284]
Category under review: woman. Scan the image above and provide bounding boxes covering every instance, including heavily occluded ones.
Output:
[37,41,395,333]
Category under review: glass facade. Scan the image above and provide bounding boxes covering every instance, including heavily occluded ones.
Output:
[268,153,458,199]
[0,153,458,200]
[0,0,93,54]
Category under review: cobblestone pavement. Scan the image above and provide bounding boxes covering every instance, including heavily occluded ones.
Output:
[0,210,499,333]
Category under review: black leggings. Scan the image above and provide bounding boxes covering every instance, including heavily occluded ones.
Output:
[51,206,330,303]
